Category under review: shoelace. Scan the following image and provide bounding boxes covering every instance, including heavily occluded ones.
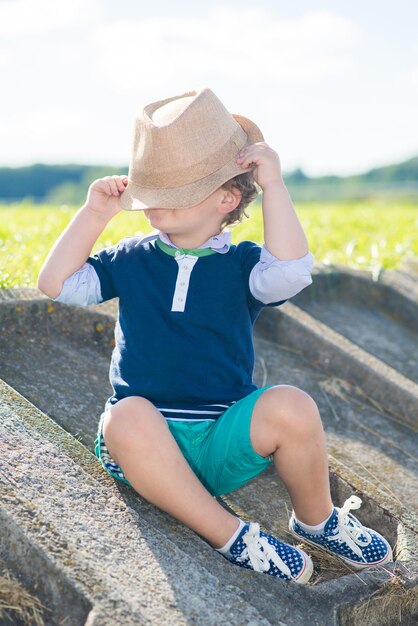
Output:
[332,495,372,559]
[237,523,293,578]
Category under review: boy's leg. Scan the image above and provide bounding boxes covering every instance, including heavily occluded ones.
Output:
[102,396,239,549]
[101,393,315,583]
[249,385,392,568]
[249,385,334,525]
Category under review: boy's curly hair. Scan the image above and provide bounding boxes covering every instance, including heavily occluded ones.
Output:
[220,171,259,228]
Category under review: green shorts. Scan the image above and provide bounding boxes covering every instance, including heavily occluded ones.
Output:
[94,386,274,497]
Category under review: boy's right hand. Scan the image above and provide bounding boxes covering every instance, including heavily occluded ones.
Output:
[84,175,129,220]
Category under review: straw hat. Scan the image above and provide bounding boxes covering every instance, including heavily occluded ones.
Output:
[120,87,264,210]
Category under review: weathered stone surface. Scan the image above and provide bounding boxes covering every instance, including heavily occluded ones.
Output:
[1,381,274,625]
[291,266,418,381]
[256,304,418,429]
[1,379,416,625]
[1,292,416,513]
[1,270,417,624]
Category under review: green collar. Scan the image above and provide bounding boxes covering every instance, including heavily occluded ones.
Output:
[156,238,216,257]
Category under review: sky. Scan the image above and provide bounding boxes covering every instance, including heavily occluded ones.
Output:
[1,0,417,177]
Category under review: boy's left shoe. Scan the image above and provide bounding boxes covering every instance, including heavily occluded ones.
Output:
[288,495,393,570]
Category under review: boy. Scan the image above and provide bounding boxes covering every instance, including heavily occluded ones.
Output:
[38,88,392,584]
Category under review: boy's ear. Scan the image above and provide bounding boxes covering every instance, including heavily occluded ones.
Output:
[219,187,241,215]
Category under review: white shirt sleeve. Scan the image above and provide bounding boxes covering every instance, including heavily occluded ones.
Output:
[249,245,314,304]
[53,263,103,306]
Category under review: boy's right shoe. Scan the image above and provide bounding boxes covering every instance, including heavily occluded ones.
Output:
[217,522,313,584]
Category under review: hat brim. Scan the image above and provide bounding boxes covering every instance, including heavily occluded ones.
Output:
[120,113,264,211]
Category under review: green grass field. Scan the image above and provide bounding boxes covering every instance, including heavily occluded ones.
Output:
[0,199,417,289]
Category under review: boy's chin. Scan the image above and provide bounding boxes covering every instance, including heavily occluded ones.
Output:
[146,210,167,222]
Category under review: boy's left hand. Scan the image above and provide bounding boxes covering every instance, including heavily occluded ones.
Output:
[236,142,283,189]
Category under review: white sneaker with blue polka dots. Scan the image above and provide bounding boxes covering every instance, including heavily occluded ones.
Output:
[218,522,313,584]
[288,495,393,570]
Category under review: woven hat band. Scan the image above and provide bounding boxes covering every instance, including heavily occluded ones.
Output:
[132,124,248,188]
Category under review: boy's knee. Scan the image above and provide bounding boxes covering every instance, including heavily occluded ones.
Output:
[259,385,322,434]
[103,396,163,451]
[112,395,156,417]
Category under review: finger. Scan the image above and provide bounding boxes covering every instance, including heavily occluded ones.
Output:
[236,147,257,165]
[112,174,128,193]
[237,142,266,159]
[104,180,115,196]
[104,176,120,196]
[117,175,129,191]
[236,151,248,165]
[237,154,258,168]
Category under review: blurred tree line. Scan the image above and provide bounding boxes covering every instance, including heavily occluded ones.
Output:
[0,156,417,204]
[0,164,127,205]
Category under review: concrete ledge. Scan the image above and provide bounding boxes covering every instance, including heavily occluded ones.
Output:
[1,378,417,625]
[1,291,416,516]
[1,508,94,626]
[256,303,418,429]
[1,379,274,625]
[1,277,417,624]
[304,265,418,330]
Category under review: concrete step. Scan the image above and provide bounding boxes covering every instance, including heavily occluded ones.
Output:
[1,379,416,626]
[1,277,417,624]
[1,293,416,515]
[292,266,417,382]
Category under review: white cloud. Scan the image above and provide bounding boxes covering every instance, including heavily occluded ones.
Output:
[1,105,91,155]
[0,47,13,68]
[410,68,418,86]
[0,0,100,37]
[89,7,358,96]
[2,3,416,174]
